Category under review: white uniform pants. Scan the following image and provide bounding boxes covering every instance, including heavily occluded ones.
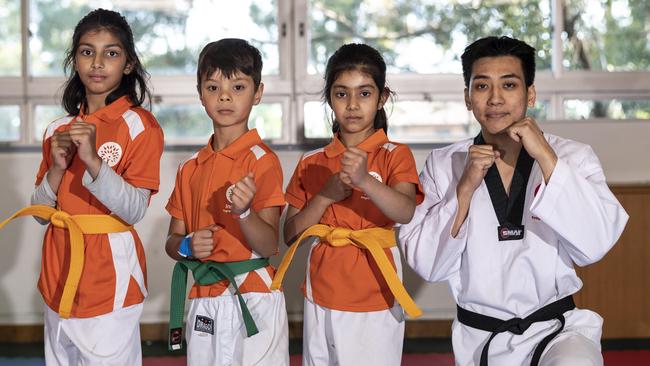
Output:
[44,303,143,365]
[186,291,289,366]
[302,298,405,366]
[539,331,603,366]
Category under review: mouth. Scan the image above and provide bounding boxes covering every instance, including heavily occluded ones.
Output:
[344,116,363,122]
[88,75,106,82]
[485,112,509,119]
[217,109,235,115]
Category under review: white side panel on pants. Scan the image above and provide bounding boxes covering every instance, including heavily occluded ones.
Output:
[44,303,143,366]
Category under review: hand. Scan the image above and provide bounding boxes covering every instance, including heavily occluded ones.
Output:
[506,117,557,166]
[506,117,558,181]
[458,145,500,196]
[340,147,370,188]
[50,130,76,172]
[191,224,221,259]
[230,172,256,215]
[318,172,352,204]
[68,119,102,168]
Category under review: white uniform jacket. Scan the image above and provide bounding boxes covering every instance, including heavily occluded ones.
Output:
[398,133,628,365]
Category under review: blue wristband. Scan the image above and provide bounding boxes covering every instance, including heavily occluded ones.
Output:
[178,234,193,258]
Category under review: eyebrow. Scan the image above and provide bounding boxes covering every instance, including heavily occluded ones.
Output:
[472,74,523,81]
[332,83,377,89]
[78,43,123,49]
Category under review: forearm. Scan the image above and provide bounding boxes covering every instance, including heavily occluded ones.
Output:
[359,178,415,224]
[239,212,279,257]
[165,233,186,261]
[45,168,66,195]
[283,195,331,244]
[83,161,151,225]
[31,179,58,225]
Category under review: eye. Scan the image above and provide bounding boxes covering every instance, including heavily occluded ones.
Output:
[503,82,517,89]
[334,91,346,98]
[79,48,93,56]
[233,84,245,91]
[206,85,217,92]
[360,90,372,97]
[106,50,120,57]
[474,83,488,90]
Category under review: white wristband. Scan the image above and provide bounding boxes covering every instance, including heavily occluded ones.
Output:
[237,208,251,220]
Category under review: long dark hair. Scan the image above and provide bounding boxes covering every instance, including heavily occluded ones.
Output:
[323,43,391,134]
[61,8,151,115]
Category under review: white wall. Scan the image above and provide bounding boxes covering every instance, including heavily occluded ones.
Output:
[0,120,648,325]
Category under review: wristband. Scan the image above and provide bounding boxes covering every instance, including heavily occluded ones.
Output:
[235,208,251,220]
[177,233,193,258]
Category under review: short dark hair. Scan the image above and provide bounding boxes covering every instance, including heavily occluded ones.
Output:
[62,8,150,115]
[461,36,536,88]
[196,38,263,93]
[323,43,390,134]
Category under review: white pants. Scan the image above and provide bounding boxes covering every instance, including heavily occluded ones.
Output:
[186,291,289,366]
[539,332,603,366]
[44,303,143,366]
[302,298,405,366]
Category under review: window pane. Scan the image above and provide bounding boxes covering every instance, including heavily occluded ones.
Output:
[564,99,650,120]
[308,0,551,74]
[564,0,650,71]
[0,0,21,76]
[0,106,21,141]
[30,0,279,76]
[34,105,66,141]
[154,102,283,141]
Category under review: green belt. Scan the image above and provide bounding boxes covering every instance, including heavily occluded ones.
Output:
[168,258,270,351]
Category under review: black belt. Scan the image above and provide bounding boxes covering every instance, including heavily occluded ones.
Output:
[456,296,575,366]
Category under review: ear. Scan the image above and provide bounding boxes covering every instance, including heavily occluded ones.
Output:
[526,85,537,107]
[464,88,471,111]
[377,87,389,110]
[123,62,133,75]
[253,82,264,105]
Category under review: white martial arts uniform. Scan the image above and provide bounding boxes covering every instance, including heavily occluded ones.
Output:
[398,133,628,366]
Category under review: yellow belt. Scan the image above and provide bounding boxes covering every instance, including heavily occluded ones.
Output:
[0,205,132,318]
[271,224,422,318]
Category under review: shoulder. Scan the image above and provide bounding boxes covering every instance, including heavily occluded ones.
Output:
[121,106,163,141]
[544,133,595,166]
[44,115,75,140]
[177,151,200,174]
[300,146,326,162]
[426,138,472,162]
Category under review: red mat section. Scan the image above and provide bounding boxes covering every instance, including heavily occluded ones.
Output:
[143,351,650,365]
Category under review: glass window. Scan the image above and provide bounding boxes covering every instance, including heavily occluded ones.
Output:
[308,0,552,75]
[30,0,279,76]
[0,105,21,141]
[0,0,21,76]
[563,0,650,71]
[154,102,283,142]
[34,104,66,141]
[564,99,650,120]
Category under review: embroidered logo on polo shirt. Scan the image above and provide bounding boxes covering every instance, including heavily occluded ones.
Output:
[97,142,123,167]
[226,184,235,203]
[194,315,214,335]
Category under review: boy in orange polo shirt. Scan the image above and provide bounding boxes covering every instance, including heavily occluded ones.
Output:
[164,38,288,365]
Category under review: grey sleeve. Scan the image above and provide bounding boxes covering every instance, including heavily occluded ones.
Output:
[82,161,151,225]
[30,178,57,225]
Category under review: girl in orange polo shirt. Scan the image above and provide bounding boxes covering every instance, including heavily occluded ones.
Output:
[283,43,423,366]
[28,9,163,365]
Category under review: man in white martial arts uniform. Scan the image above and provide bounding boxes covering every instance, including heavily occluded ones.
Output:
[398,36,628,366]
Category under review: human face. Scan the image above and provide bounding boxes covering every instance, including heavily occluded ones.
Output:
[199,70,263,129]
[330,69,387,138]
[75,29,131,107]
[464,55,536,137]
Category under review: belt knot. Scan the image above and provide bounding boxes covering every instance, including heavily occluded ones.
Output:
[50,210,72,228]
[325,227,352,245]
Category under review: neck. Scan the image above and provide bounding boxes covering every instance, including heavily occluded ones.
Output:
[85,94,108,115]
[213,125,249,151]
[482,130,522,166]
[340,128,375,148]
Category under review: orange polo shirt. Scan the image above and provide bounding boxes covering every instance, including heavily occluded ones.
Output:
[166,129,285,298]
[35,96,164,317]
[285,129,423,312]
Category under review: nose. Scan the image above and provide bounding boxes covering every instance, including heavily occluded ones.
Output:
[91,54,104,69]
[219,91,232,102]
[488,88,504,106]
[346,95,359,111]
